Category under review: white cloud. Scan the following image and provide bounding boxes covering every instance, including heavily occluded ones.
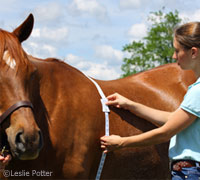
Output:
[128,23,147,41]
[67,0,108,22]
[32,27,69,42]
[119,0,184,11]
[95,45,124,62]
[23,41,57,58]
[119,0,151,10]
[179,9,200,22]
[83,62,119,80]
[34,2,63,22]
[31,28,40,38]
[65,53,120,80]
[119,0,142,9]
[42,45,57,56]
[66,53,84,65]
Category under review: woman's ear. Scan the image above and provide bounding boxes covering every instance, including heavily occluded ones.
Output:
[191,47,199,59]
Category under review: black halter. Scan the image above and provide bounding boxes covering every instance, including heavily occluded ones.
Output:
[0,101,33,125]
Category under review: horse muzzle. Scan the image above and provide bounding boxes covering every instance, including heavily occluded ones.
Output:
[0,101,43,160]
[11,129,43,160]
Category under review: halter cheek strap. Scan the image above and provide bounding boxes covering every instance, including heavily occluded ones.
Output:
[0,101,33,125]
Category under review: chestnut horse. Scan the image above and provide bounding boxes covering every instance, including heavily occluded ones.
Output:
[0,14,196,179]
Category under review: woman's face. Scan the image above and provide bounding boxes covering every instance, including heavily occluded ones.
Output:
[172,38,192,70]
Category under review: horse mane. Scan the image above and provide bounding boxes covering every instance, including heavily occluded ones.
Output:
[27,53,85,75]
[0,29,29,69]
[28,54,73,67]
[44,57,66,64]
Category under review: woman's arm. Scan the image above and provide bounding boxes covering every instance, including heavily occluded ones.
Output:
[101,108,196,153]
[106,93,172,126]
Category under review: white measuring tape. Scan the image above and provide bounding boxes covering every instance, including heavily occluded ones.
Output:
[85,75,110,180]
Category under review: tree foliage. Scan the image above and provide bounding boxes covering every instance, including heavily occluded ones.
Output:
[121,8,182,77]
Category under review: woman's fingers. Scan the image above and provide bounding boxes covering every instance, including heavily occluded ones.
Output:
[3,154,11,164]
[100,135,123,153]
[106,93,121,107]
[106,93,118,100]
[106,93,129,109]
[0,154,12,169]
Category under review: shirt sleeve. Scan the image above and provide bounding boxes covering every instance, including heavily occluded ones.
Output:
[180,84,200,118]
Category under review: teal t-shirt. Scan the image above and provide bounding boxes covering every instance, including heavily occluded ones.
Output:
[169,77,200,161]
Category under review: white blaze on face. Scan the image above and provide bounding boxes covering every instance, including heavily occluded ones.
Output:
[3,50,16,69]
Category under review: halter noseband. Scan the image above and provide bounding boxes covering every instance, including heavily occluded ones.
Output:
[0,101,33,125]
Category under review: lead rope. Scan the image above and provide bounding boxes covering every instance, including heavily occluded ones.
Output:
[85,75,110,180]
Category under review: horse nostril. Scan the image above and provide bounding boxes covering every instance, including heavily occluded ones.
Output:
[15,130,43,149]
[15,131,26,152]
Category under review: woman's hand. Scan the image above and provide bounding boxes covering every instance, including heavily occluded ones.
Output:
[106,93,131,109]
[0,154,11,170]
[100,135,124,153]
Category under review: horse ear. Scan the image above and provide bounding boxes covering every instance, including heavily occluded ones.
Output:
[13,14,34,43]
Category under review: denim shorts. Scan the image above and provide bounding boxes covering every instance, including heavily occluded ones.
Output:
[171,166,200,180]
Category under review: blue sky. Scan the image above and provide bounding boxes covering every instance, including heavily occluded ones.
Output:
[1,0,200,80]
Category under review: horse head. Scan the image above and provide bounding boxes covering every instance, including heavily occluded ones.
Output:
[0,14,43,160]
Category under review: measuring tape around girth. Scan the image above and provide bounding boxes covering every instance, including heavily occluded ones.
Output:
[84,75,110,180]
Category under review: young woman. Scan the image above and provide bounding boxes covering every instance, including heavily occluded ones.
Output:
[101,22,200,179]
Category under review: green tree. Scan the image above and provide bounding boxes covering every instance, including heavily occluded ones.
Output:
[121,8,182,77]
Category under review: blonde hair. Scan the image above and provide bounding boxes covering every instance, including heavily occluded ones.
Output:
[174,22,200,49]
